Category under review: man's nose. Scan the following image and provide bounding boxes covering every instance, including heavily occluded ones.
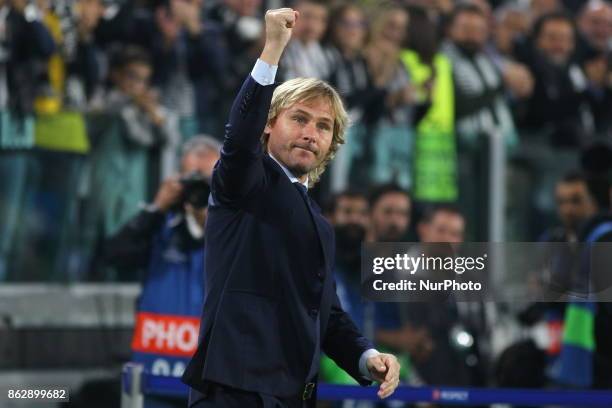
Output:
[300,122,318,142]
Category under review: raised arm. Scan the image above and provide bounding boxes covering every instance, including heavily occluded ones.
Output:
[212,8,298,204]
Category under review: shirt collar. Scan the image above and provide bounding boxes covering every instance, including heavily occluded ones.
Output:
[269,153,309,190]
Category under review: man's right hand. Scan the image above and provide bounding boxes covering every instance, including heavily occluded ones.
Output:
[260,8,299,66]
[153,177,184,212]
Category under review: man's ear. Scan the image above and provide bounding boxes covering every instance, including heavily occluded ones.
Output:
[264,117,276,134]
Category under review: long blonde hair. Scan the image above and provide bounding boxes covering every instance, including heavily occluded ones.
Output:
[262,77,348,187]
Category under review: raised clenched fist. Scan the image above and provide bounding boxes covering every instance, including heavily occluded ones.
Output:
[260,8,299,66]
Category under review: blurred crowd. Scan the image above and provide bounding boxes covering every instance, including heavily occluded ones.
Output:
[1,0,612,404]
[0,0,610,256]
[0,0,609,237]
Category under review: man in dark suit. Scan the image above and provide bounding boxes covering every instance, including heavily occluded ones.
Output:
[182,7,400,408]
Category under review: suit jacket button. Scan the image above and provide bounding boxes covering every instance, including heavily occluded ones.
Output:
[309,308,318,317]
[317,272,324,280]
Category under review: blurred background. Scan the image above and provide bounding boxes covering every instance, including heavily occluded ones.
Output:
[0,0,611,406]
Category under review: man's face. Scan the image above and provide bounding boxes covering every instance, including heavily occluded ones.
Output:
[224,0,261,16]
[380,9,409,46]
[333,196,369,267]
[333,196,369,230]
[494,9,530,54]
[536,19,575,66]
[419,211,465,243]
[265,98,334,179]
[579,4,612,52]
[181,148,219,179]
[294,2,328,43]
[118,62,151,98]
[555,181,597,232]
[449,11,488,54]
[370,193,411,242]
[334,7,367,53]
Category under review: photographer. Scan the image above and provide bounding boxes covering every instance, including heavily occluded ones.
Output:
[104,136,220,408]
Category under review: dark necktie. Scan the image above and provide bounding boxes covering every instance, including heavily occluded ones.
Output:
[293,181,308,200]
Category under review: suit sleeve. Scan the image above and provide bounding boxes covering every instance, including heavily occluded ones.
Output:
[322,283,374,386]
[211,75,276,205]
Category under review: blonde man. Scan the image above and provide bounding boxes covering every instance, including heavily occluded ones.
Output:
[182,8,400,408]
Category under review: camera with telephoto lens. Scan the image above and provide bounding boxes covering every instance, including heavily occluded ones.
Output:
[179,172,211,209]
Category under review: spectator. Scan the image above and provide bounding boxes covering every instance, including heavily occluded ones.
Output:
[443,3,516,240]
[64,0,107,108]
[442,3,517,147]
[363,4,413,126]
[366,183,412,243]
[152,0,228,139]
[417,204,466,243]
[365,184,434,385]
[405,205,486,388]
[401,6,458,203]
[539,171,590,290]
[358,4,414,189]
[488,4,535,102]
[491,3,531,58]
[203,0,265,135]
[205,0,264,88]
[577,0,612,135]
[95,45,180,177]
[322,1,388,192]
[1,0,55,116]
[102,0,227,139]
[518,11,595,147]
[79,46,181,276]
[329,190,370,232]
[577,0,612,60]
[541,171,598,243]
[524,144,612,391]
[31,0,66,115]
[25,0,106,110]
[280,0,333,80]
[324,2,381,121]
[518,171,599,371]
[329,190,370,328]
[105,136,220,407]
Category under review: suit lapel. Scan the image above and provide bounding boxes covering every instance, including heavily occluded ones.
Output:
[307,199,331,273]
[264,155,331,272]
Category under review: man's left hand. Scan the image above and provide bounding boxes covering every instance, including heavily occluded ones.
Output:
[366,353,401,399]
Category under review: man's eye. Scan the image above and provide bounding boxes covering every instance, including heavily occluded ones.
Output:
[318,123,331,131]
[294,116,307,124]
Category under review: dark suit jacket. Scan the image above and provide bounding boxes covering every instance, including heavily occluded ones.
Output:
[182,75,373,399]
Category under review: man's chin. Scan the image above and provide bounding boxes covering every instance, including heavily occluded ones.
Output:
[547,56,568,67]
[288,157,319,177]
[288,163,313,178]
